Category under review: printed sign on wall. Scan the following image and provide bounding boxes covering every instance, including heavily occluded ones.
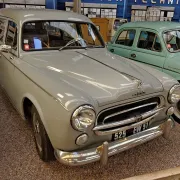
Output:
[133,0,179,5]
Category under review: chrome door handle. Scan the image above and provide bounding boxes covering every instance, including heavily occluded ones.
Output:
[0,54,2,57]
[10,56,14,60]
[110,49,114,53]
[131,54,136,58]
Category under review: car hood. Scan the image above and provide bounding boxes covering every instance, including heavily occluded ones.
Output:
[21,48,163,107]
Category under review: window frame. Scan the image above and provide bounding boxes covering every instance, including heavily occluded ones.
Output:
[0,17,8,44]
[2,19,19,59]
[114,29,136,47]
[162,29,180,53]
[137,30,162,53]
[21,20,105,52]
[0,16,19,58]
[5,20,18,50]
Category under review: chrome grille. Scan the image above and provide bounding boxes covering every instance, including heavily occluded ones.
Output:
[93,97,164,136]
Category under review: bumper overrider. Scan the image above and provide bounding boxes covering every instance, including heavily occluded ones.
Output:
[54,119,174,166]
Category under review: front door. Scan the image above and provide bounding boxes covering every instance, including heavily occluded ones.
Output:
[108,29,136,59]
[0,17,8,87]
[129,29,166,71]
[0,20,18,102]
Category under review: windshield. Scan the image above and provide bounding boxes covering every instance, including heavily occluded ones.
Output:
[163,30,180,52]
[22,21,104,51]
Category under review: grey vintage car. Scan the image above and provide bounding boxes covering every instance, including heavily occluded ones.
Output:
[0,8,179,166]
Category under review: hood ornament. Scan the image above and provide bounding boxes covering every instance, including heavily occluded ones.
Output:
[135,79,143,89]
[132,80,145,97]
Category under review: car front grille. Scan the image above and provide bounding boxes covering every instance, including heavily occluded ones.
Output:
[93,97,164,136]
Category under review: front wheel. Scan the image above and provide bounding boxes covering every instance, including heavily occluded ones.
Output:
[172,100,180,124]
[31,106,55,161]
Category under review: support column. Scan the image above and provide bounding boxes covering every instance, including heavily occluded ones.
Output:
[123,0,128,19]
[73,0,81,14]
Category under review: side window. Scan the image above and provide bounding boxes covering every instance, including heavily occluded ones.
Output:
[115,29,136,47]
[0,18,6,43]
[137,31,161,52]
[6,21,17,50]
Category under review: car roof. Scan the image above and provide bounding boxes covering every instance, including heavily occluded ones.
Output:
[121,21,180,33]
[0,8,91,23]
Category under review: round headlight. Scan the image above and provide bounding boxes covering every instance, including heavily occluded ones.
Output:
[168,85,180,104]
[71,105,96,132]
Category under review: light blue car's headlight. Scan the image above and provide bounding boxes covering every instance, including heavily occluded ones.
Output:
[168,85,180,104]
[71,105,96,132]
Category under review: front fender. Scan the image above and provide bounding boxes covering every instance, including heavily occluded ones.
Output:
[21,93,46,128]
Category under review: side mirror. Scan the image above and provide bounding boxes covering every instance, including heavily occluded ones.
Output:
[0,45,12,52]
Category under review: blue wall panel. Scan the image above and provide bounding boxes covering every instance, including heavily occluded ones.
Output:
[57,2,66,10]
[46,0,57,9]
[46,0,180,21]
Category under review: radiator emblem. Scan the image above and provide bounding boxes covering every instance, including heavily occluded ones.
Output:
[135,115,143,123]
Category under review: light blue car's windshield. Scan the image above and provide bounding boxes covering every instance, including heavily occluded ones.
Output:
[22,21,104,51]
[163,30,180,52]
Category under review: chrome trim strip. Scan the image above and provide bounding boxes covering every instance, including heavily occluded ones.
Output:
[103,102,158,123]
[54,119,173,166]
[93,107,164,131]
[94,109,164,136]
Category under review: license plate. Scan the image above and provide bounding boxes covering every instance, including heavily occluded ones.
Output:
[112,122,149,141]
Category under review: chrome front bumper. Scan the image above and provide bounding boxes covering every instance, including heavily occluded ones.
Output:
[54,119,174,166]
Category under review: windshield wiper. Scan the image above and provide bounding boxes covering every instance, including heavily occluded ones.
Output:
[86,45,103,48]
[59,38,85,51]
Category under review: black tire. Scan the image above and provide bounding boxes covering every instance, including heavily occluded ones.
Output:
[31,105,55,162]
[172,98,180,124]
[172,114,180,124]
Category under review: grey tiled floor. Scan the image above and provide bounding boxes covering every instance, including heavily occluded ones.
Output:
[0,87,180,180]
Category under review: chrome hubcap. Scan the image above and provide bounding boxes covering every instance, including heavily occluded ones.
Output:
[33,113,42,152]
